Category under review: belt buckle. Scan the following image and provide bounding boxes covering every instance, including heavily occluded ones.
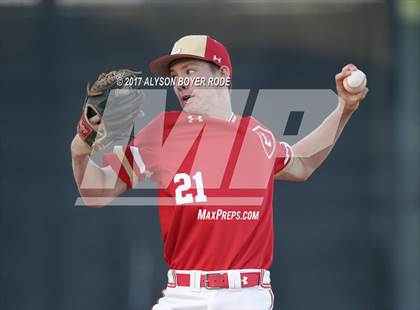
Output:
[204,273,222,290]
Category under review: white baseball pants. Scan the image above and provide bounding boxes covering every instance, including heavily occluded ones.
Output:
[152,269,274,310]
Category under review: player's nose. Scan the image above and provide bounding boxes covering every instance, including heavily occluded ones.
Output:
[175,78,189,91]
[175,83,185,91]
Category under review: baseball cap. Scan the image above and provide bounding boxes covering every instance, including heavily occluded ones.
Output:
[149,35,232,77]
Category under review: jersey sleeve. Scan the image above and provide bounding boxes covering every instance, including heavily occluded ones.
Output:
[102,113,164,189]
[273,141,294,175]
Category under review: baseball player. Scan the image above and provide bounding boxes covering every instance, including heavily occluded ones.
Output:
[71,35,368,309]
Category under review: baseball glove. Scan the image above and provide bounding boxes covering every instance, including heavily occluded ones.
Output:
[77,69,144,151]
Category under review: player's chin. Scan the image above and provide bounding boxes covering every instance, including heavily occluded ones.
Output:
[183,102,205,114]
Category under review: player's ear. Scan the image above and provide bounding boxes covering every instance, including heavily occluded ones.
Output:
[219,65,230,78]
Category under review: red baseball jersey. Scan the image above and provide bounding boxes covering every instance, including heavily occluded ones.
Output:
[103,111,293,270]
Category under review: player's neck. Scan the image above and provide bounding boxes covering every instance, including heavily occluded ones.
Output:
[206,105,233,121]
[206,90,233,121]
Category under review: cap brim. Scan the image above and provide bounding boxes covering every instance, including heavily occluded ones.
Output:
[149,54,210,77]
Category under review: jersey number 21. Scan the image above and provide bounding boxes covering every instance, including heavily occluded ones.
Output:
[174,172,207,205]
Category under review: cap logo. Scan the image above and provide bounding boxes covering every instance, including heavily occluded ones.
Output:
[213,55,221,63]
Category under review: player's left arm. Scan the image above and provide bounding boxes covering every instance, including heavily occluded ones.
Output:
[275,64,369,181]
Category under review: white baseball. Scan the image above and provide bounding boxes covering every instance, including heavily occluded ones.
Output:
[343,69,367,94]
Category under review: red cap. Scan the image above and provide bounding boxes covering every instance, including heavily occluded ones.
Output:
[149,35,232,77]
